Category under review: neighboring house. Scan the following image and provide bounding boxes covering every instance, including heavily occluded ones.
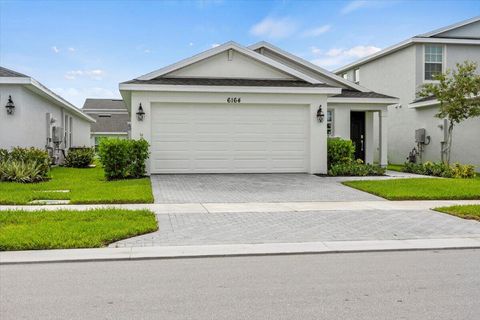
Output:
[0,66,94,162]
[82,98,130,149]
[119,41,397,174]
[335,16,480,168]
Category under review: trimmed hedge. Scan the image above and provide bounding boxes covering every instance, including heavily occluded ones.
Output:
[98,138,149,180]
[327,138,355,168]
[64,147,95,168]
[403,161,475,178]
[0,147,50,183]
[329,159,386,176]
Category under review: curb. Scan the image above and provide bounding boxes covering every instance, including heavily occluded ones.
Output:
[2,238,480,265]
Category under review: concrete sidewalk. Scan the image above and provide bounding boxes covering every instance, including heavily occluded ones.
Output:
[2,237,480,264]
[1,200,480,213]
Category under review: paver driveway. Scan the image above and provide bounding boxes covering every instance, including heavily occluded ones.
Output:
[112,209,480,247]
[150,174,384,203]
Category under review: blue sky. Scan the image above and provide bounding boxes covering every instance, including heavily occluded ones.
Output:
[1,0,479,107]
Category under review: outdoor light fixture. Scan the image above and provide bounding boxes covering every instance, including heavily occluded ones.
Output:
[316,105,325,122]
[5,95,15,115]
[136,103,145,121]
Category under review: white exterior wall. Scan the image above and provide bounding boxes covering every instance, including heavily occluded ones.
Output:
[130,90,328,174]
[0,84,91,150]
[340,43,480,168]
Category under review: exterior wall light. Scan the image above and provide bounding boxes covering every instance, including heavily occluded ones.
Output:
[136,103,145,121]
[5,95,15,115]
[316,105,325,122]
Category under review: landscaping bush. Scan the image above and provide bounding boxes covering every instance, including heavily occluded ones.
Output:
[0,147,50,182]
[98,138,149,180]
[403,161,475,178]
[327,138,355,168]
[328,159,386,176]
[64,147,95,168]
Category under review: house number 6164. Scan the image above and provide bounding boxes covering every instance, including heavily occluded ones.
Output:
[227,97,241,103]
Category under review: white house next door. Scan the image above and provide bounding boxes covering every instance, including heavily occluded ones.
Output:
[150,103,310,173]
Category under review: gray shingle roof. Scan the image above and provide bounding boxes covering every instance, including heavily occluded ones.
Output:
[332,90,397,99]
[122,77,334,87]
[0,66,29,78]
[411,95,436,104]
[82,99,129,133]
[82,98,127,110]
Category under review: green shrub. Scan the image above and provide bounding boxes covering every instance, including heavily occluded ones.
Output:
[0,147,50,182]
[328,159,386,176]
[64,147,95,168]
[403,161,475,178]
[0,160,45,183]
[327,138,355,168]
[98,138,150,180]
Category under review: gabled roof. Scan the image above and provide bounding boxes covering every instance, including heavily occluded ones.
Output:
[0,66,95,123]
[135,41,321,84]
[249,41,370,92]
[334,16,480,74]
[418,15,480,38]
[123,78,332,87]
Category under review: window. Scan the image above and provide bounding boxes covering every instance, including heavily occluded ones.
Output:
[327,110,334,137]
[342,73,348,80]
[64,115,72,149]
[424,44,443,80]
[354,68,360,83]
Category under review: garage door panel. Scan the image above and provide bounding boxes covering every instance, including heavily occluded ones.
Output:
[151,103,309,173]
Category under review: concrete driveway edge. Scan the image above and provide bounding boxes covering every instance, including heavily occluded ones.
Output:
[2,238,480,265]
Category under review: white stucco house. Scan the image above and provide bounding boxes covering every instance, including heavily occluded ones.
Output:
[120,41,397,174]
[0,67,94,162]
[82,98,130,150]
[335,16,480,168]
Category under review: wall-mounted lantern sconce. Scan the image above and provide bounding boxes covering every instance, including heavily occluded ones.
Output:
[136,103,145,121]
[5,95,15,115]
[316,105,325,122]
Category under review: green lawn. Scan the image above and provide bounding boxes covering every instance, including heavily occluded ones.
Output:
[343,177,480,200]
[0,165,153,205]
[0,209,158,250]
[387,163,405,172]
[435,205,480,221]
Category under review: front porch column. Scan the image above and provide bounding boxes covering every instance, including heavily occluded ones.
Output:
[379,109,388,167]
[365,111,374,164]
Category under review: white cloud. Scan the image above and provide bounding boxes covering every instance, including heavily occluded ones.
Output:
[302,25,331,37]
[68,47,75,52]
[211,43,220,48]
[310,45,381,69]
[144,49,151,53]
[250,17,296,39]
[341,0,397,14]
[51,46,60,53]
[65,69,105,80]
[189,42,194,46]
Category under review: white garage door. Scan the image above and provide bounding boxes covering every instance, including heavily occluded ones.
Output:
[150,103,310,173]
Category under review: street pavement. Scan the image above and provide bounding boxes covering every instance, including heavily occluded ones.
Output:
[1,249,479,320]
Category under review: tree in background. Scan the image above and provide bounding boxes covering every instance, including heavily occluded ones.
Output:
[419,61,480,165]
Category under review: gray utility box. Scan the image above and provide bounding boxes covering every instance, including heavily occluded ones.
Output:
[415,128,426,144]
[52,126,64,143]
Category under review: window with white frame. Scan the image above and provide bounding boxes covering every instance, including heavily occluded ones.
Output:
[327,110,334,136]
[64,115,72,149]
[354,68,360,83]
[424,44,443,80]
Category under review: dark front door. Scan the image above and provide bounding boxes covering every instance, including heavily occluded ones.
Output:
[350,111,366,161]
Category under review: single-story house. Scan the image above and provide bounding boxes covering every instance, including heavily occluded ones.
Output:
[119,41,398,174]
[82,98,130,149]
[334,16,480,168]
[0,66,94,162]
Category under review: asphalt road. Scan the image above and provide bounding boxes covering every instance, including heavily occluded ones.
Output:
[1,250,479,319]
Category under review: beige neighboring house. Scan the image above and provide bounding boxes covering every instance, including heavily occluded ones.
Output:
[0,66,94,163]
[120,41,397,175]
[82,98,130,150]
[335,16,480,168]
